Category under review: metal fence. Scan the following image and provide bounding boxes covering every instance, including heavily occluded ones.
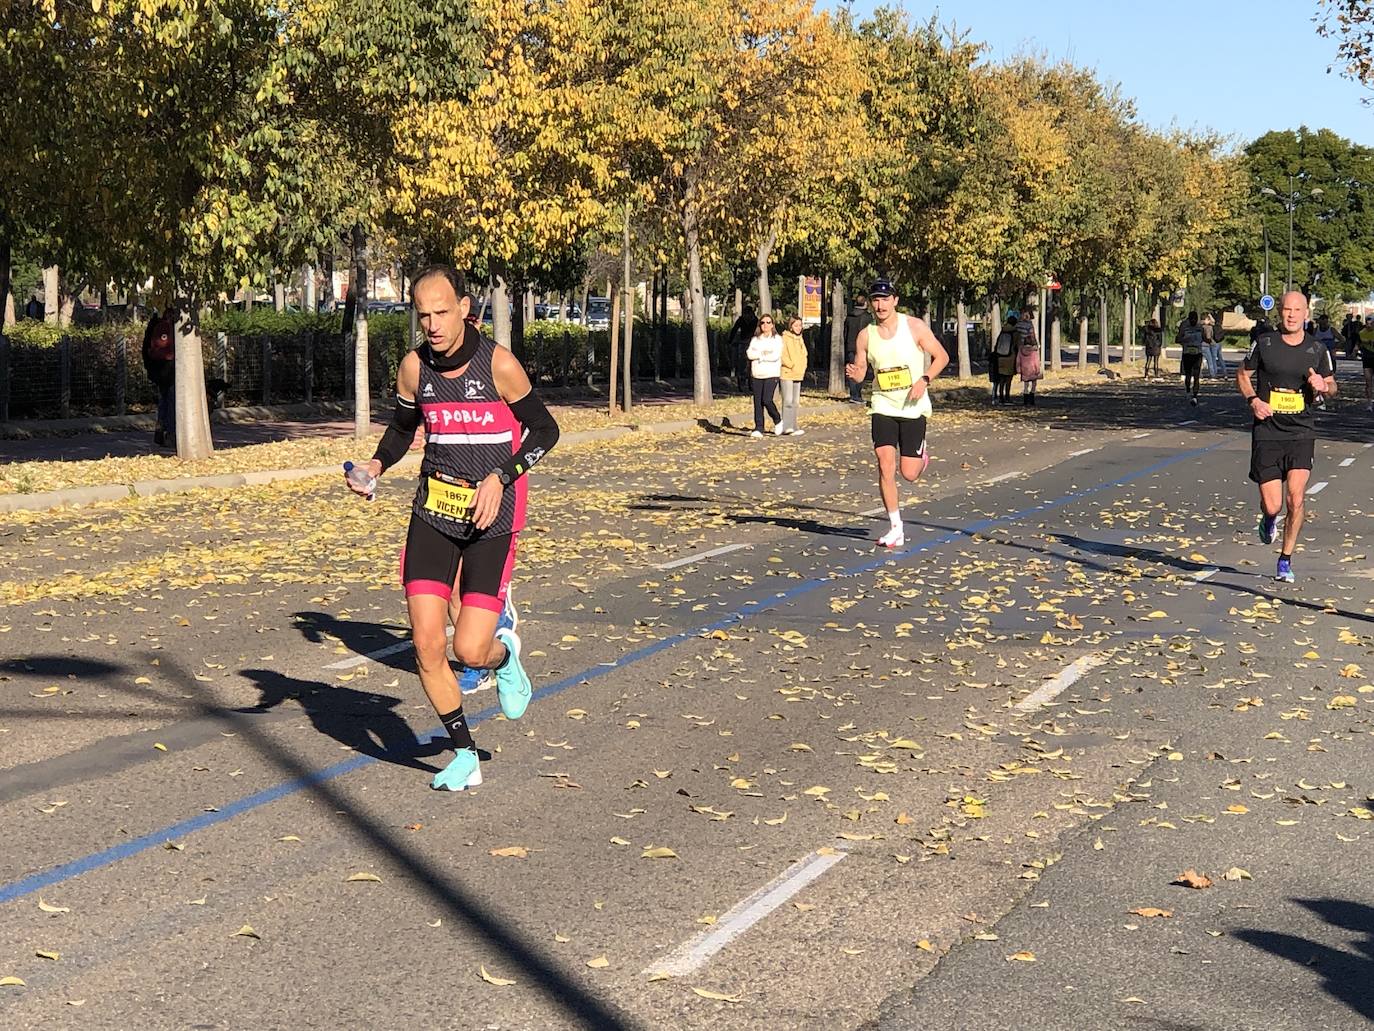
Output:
[0,319,863,422]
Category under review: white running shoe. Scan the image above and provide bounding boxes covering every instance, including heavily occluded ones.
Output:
[790,429,804,436]
[878,526,905,549]
[750,430,763,438]
[774,424,786,436]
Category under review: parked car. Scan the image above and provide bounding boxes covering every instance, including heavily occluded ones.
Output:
[586,297,611,330]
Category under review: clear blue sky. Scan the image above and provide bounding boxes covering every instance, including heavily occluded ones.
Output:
[839,0,1373,148]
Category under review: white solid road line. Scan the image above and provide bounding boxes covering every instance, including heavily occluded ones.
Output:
[324,635,429,671]
[1307,481,1329,496]
[1178,419,1197,426]
[1069,448,1096,458]
[1340,457,1355,468]
[1130,432,1152,439]
[643,845,850,977]
[655,542,752,571]
[983,470,1021,484]
[1014,653,1109,715]
[1191,566,1219,582]
[861,505,887,517]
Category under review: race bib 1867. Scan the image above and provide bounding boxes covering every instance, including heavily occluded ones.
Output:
[424,473,477,524]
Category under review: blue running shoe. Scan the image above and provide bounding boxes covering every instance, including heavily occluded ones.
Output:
[497,586,519,636]
[457,663,489,694]
[1257,513,1277,545]
[494,626,531,720]
[431,748,482,791]
[1275,557,1295,583]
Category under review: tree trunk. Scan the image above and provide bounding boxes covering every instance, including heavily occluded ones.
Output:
[274,278,286,312]
[990,299,1002,341]
[0,239,11,333]
[956,298,971,379]
[1051,314,1062,372]
[321,252,335,311]
[303,264,316,312]
[828,278,846,396]
[623,205,636,411]
[174,301,214,459]
[1121,288,1133,365]
[1098,295,1110,370]
[512,284,526,361]
[734,287,742,320]
[608,288,621,415]
[755,224,777,315]
[351,223,371,438]
[491,274,512,349]
[43,265,59,324]
[677,197,709,406]
[1078,314,1088,370]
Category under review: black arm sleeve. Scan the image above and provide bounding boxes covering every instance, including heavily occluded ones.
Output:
[494,390,560,486]
[371,394,422,473]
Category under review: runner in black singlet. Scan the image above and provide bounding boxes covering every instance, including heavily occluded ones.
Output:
[345,266,560,790]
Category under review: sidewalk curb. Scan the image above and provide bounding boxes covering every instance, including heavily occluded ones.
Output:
[1,406,857,514]
[0,399,385,440]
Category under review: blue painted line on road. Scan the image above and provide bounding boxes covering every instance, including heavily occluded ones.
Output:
[0,437,1227,907]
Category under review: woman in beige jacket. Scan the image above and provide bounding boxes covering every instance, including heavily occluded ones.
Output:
[779,314,808,435]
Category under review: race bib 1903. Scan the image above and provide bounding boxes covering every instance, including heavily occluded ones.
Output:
[875,366,913,392]
[1268,389,1305,414]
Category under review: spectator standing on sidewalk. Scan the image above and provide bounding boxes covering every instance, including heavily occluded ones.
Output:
[1016,309,1042,406]
[843,293,872,403]
[778,314,808,435]
[141,309,176,448]
[746,313,784,437]
[1202,312,1226,377]
[991,312,1018,405]
[1142,317,1164,379]
[726,304,758,394]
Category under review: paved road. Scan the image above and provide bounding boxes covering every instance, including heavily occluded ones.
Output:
[1,378,1371,1030]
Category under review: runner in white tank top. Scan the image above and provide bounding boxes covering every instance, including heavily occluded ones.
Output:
[844,278,950,549]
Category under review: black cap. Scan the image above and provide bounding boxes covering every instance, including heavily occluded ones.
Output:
[869,278,896,298]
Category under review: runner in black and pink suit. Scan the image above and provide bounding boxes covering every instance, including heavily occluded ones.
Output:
[346,266,560,791]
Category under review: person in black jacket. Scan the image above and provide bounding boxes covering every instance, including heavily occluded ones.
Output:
[141,309,176,447]
[726,304,758,393]
[843,293,872,402]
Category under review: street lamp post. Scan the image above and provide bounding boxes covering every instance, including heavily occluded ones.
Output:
[1260,175,1323,293]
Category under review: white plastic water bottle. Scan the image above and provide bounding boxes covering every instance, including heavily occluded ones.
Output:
[343,461,376,502]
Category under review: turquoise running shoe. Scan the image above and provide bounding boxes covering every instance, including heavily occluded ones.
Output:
[1275,557,1295,584]
[431,747,482,791]
[494,626,531,720]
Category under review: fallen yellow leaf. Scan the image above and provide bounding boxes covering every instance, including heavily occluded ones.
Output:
[478,965,516,986]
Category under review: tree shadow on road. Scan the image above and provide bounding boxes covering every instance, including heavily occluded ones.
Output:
[292,610,417,674]
[1235,897,1374,1022]
[725,512,871,540]
[237,667,447,774]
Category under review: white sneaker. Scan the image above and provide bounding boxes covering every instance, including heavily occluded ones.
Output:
[790,428,804,436]
[774,425,786,436]
[878,526,905,549]
[750,430,763,438]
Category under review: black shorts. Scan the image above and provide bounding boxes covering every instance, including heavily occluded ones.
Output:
[1362,350,1374,370]
[1181,353,1203,374]
[871,414,927,458]
[1249,437,1315,484]
[400,517,518,613]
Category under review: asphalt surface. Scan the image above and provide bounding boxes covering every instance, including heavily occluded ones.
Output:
[1,373,1371,1030]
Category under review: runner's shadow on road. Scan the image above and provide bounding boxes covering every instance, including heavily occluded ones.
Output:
[238,668,448,774]
[1235,897,1374,1021]
[1043,532,1248,578]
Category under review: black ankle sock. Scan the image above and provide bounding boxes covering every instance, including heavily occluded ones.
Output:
[439,706,475,752]
[1280,552,1292,562]
[495,644,511,670]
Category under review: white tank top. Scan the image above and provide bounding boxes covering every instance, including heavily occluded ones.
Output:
[867,316,931,420]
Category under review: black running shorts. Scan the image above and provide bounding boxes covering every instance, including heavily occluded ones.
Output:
[871,414,927,458]
[400,517,518,613]
[1181,353,1203,375]
[1249,437,1315,484]
[1362,350,1374,371]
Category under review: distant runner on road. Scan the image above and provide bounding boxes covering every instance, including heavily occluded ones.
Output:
[1237,291,1335,584]
[1176,311,1205,406]
[345,265,560,790]
[844,278,949,550]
